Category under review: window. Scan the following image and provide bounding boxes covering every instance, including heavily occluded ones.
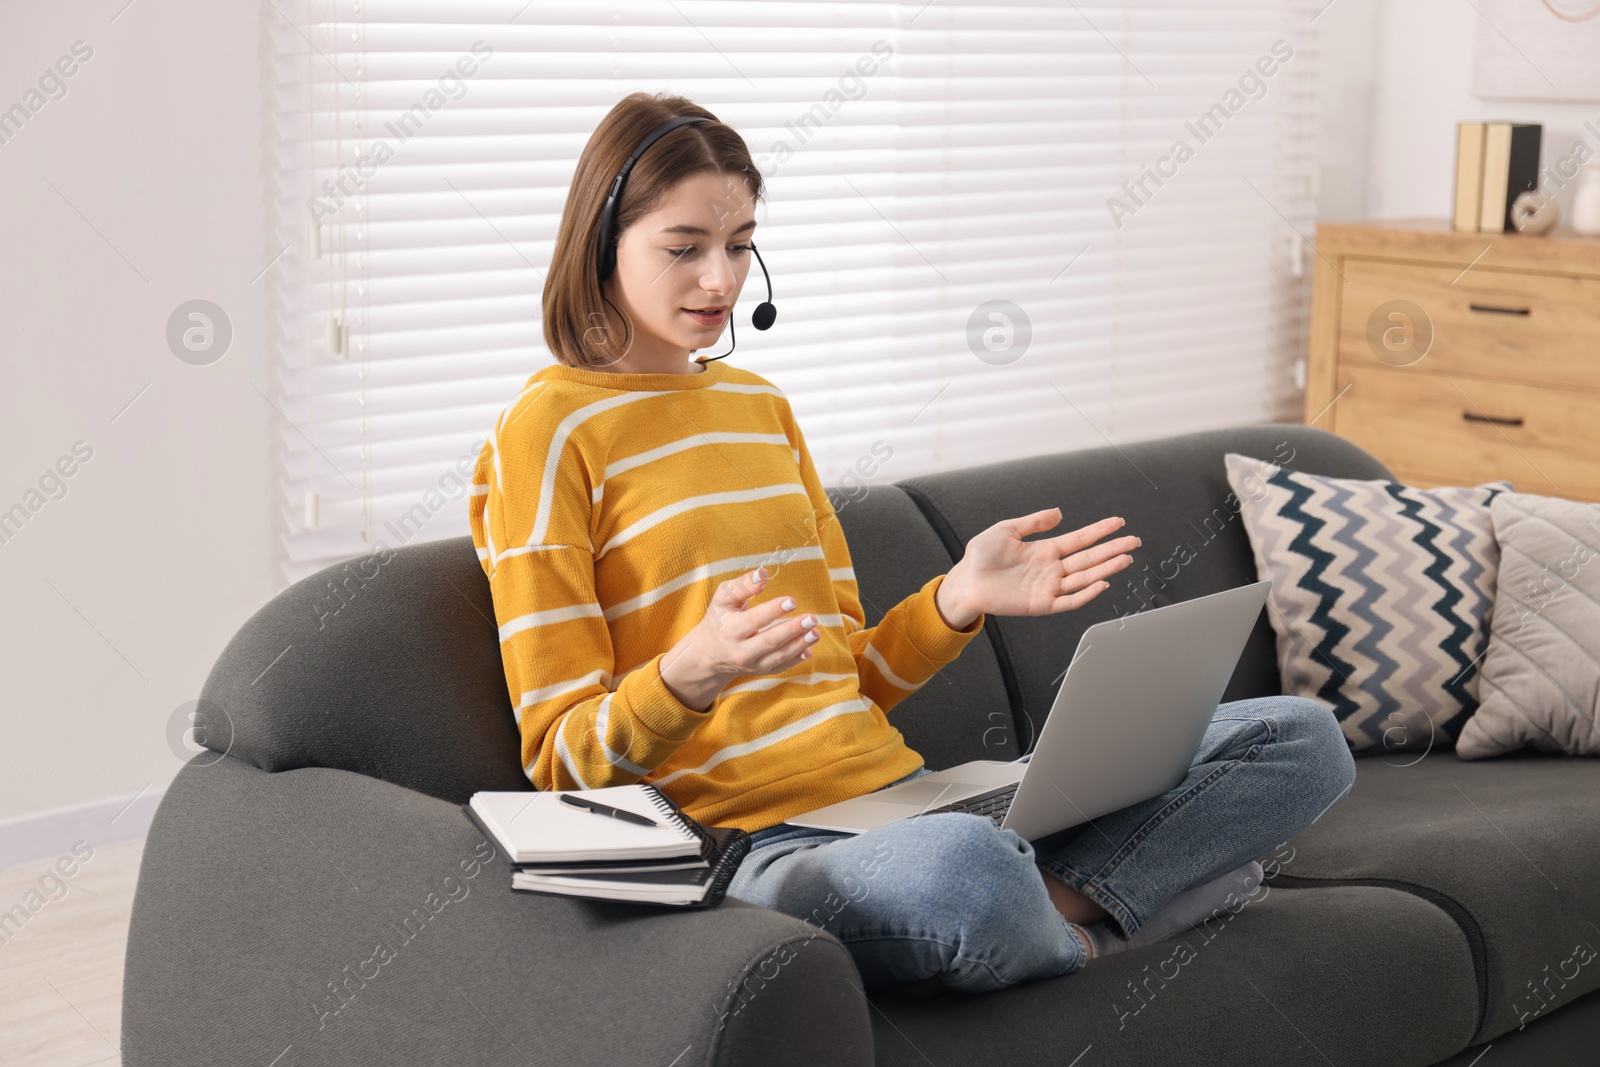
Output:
[268,0,1320,587]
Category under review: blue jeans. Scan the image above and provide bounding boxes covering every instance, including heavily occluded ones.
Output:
[725,695,1355,993]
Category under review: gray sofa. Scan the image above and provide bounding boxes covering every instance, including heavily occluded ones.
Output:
[123,423,1600,1066]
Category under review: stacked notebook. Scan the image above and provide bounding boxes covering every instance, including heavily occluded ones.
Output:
[462,783,751,908]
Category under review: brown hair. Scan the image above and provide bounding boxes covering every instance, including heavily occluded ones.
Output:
[542,92,764,368]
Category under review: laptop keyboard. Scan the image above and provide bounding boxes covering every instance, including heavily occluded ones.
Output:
[915,783,1018,826]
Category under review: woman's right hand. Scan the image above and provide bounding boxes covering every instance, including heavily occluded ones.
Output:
[659,566,821,712]
[690,566,820,681]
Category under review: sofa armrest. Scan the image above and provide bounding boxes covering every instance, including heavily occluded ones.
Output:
[123,756,873,1067]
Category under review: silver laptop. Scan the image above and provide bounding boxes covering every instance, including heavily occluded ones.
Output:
[786,580,1272,842]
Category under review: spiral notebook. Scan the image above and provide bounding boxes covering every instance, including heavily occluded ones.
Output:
[461,783,751,909]
[510,858,745,907]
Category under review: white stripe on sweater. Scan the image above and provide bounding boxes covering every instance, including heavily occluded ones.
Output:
[522,382,783,548]
[650,697,871,787]
[594,693,650,776]
[499,601,605,644]
[595,483,809,562]
[554,714,591,790]
[591,432,793,505]
[524,391,646,546]
[714,381,787,396]
[515,668,612,725]
[600,547,827,621]
[717,670,858,696]
[752,613,845,634]
[494,542,569,564]
[604,431,793,486]
[493,380,549,495]
[863,644,925,691]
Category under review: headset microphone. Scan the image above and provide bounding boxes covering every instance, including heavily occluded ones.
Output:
[594,113,777,363]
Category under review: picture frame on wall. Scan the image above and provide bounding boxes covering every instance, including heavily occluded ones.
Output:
[1473,0,1600,102]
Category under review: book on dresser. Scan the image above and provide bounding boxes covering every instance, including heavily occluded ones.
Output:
[1476,122,1541,234]
[1451,122,1542,234]
[1452,122,1487,232]
[462,784,752,908]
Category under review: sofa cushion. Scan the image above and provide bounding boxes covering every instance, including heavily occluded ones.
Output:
[870,883,1477,1066]
[1432,987,1600,1066]
[831,484,1017,771]
[1264,750,1600,1043]
[125,756,873,1067]
[895,425,1393,754]
[1456,491,1600,759]
[1223,452,1511,755]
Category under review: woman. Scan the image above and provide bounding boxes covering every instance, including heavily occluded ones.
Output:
[468,91,1356,993]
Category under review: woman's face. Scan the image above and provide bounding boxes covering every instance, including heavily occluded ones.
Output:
[603,169,758,368]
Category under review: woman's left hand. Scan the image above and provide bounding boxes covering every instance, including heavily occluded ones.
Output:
[938,508,1140,625]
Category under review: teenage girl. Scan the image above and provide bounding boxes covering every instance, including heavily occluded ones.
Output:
[471,90,1355,992]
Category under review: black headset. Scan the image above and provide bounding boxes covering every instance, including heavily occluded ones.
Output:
[594,113,776,362]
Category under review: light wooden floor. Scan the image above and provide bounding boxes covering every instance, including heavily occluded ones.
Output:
[0,839,142,1066]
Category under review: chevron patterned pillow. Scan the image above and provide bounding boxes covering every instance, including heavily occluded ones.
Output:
[1223,452,1513,757]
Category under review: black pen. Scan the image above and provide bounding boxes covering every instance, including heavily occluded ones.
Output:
[559,793,659,827]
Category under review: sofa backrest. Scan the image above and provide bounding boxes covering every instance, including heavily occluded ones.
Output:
[194,491,1013,805]
[896,424,1391,753]
[196,536,532,804]
[196,423,1389,804]
[825,484,1017,769]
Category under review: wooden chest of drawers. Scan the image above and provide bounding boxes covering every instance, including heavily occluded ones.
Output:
[1303,219,1600,502]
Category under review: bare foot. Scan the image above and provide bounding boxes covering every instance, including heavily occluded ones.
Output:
[1038,865,1111,924]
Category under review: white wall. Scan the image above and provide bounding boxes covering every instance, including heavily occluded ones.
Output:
[0,1,272,854]
[1315,0,1380,222]
[1331,0,1600,224]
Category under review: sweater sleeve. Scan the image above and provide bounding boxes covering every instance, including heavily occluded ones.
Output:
[469,409,714,790]
[783,408,986,718]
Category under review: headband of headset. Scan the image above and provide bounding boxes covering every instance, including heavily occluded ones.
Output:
[595,114,713,282]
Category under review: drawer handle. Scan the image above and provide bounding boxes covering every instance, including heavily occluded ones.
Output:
[1462,411,1524,427]
[1468,303,1531,316]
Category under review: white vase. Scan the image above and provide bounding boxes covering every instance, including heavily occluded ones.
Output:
[1573,162,1600,237]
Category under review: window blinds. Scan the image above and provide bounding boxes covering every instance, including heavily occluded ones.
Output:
[268,0,1321,588]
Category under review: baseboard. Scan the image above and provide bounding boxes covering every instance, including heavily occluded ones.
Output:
[0,787,167,870]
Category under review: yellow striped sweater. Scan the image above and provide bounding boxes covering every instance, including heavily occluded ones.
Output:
[467,357,986,833]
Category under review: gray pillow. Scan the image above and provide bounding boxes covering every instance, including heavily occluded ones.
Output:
[1223,452,1511,757]
[1456,492,1600,759]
